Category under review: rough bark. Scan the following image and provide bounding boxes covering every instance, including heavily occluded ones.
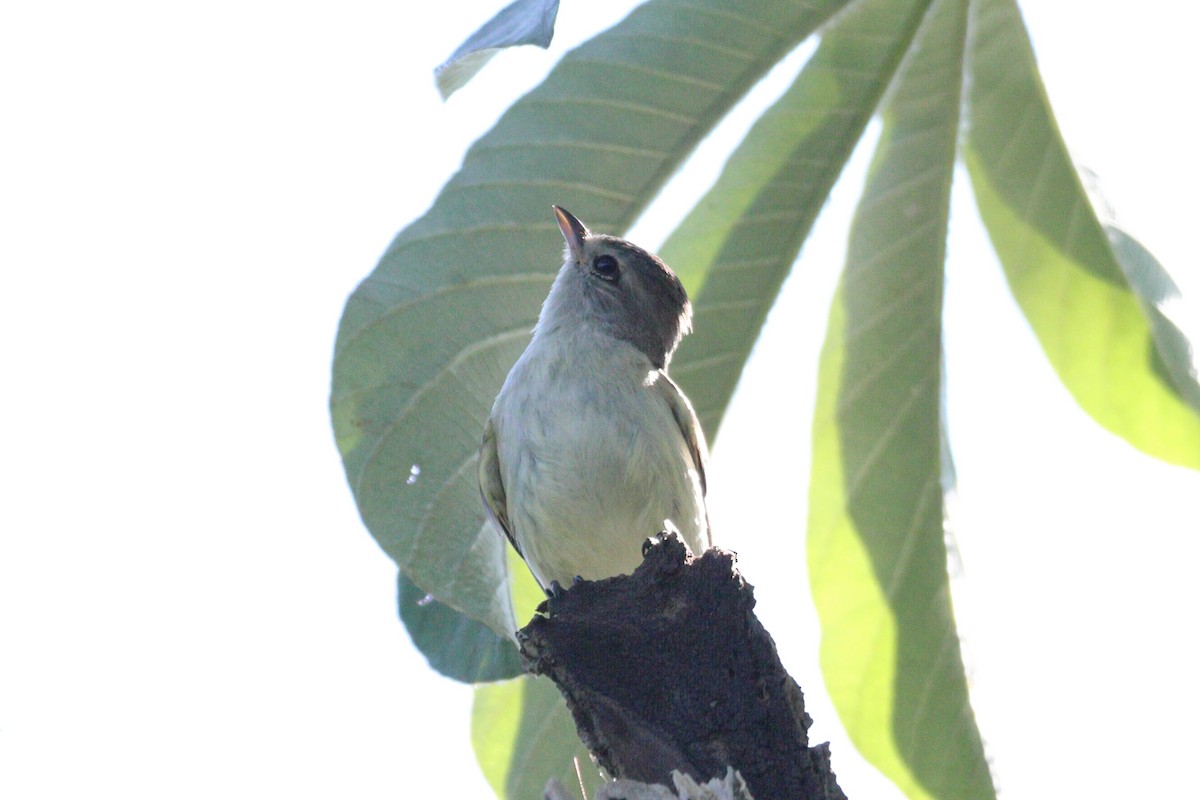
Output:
[517,531,847,800]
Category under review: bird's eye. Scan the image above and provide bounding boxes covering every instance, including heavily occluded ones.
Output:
[592,254,619,282]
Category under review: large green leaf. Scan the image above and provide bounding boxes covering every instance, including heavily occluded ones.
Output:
[963,0,1200,469]
[397,569,522,682]
[393,535,545,683]
[664,0,936,434]
[808,0,993,798]
[472,675,593,800]
[331,0,853,651]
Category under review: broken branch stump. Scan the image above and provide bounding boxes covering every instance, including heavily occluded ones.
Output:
[516,532,846,800]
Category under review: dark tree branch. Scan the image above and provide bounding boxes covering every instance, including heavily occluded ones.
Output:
[517,531,847,800]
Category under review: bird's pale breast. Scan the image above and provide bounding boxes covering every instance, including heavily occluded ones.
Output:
[492,334,706,588]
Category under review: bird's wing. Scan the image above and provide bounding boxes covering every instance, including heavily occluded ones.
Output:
[478,416,521,559]
[654,372,712,539]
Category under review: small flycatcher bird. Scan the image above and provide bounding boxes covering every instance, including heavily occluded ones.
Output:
[478,206,712,590]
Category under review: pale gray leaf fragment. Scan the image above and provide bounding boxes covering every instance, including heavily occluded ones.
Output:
[435,0,560,99]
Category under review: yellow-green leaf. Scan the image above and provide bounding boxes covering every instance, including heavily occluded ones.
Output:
[666,0,936,435]
[963,0,1200,469]
[809,0,994,797]
[472,675,592,800]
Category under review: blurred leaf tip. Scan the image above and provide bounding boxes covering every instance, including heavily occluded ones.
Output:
[434,0,561,100]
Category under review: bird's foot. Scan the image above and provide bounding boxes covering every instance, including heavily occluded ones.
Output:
[544,575,584,601]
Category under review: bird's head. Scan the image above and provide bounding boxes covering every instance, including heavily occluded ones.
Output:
[541,205,692,370]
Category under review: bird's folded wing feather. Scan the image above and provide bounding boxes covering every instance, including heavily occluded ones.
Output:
[478,416,521,559]
[655,372,712,543]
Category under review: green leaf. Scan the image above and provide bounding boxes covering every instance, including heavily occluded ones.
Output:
[508,539,550,627]
[391,550,542,692]
[472,675,592,800]
[665,0,936,435]
[331,0,853,654]
[1105,225,1200,412]
[808,0,994,798]
[963,0,1200,469]
[397,570,523,682]
[435,0,561,100]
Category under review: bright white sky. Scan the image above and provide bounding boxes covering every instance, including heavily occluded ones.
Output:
[2,1,1196,798]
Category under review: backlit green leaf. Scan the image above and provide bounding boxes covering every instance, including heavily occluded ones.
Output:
[472,675,593,800]
[963,0,1200,469]
[666,0,936,435]
[808,0,994,797]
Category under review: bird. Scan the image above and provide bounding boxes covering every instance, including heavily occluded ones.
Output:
[478,206,712,591]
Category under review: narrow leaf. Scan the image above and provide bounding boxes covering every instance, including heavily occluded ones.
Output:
[472,675,592,800]
[809,0,994,798]
[332,0,852,654]
[963,0,1200,469]
[665,0,936,435]
[435,0,561,100]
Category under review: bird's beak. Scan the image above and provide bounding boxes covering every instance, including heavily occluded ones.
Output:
[553,205,588,263]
